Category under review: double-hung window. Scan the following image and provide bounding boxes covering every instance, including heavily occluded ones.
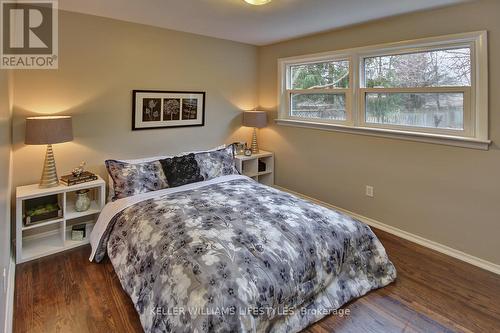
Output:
[278,32,489,149]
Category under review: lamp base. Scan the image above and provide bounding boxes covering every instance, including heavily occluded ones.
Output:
[251,127,259,154]
[39,144,59,188]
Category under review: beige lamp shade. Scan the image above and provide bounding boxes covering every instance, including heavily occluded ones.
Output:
[25,116,73,188]
[25,116,73,145]
[243,111,267,128]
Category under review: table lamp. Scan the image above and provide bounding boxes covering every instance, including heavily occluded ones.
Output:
[25,116,73,188]
[243,111,267,154]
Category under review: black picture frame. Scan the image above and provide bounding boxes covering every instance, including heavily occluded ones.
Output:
[132,90,206,130]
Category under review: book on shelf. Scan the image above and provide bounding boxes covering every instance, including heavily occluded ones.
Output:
[60,171,98,186]
[71,223,87,241]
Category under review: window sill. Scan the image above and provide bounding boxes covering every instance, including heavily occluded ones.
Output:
[275,119,491,150]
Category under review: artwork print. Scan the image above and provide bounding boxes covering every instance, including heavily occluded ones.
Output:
[133,91,205,130]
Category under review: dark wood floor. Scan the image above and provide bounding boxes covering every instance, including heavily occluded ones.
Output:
[14,228,500,333]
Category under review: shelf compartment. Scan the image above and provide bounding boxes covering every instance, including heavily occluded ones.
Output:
[258,156,274,174]
[241,159,258,177]
[22,193,64,227]
[258,172,274,186]
[65,222,95,248]
[21,229,64,262]
[65,201,101,220]
[65,186,102,220]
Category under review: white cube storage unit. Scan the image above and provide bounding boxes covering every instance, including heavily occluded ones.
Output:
[15,177,105,263]
[234,150,274,186]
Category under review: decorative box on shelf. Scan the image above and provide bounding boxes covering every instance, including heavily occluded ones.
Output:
[15,176,105,264]
[23,194,62,226]
[234,150,274,186]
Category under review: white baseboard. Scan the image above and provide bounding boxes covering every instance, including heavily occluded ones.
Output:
[4,256,14,333]
[274,185,500,276]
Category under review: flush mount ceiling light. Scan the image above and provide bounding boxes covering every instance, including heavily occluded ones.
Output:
[244,0,272,5]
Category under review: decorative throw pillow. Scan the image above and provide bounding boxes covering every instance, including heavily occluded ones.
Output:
[160,153,204,187]
[106,145,226,201]
[194,145,239,180]
[105,160,168,200]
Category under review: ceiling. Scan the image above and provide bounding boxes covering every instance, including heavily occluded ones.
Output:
[59,0,467,46]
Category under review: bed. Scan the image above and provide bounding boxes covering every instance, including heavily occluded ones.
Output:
[90,146,396,333]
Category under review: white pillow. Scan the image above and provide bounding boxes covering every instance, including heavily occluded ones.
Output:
[106,145,226,201]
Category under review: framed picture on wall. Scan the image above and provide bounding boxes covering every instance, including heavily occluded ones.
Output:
[132,90,205,130]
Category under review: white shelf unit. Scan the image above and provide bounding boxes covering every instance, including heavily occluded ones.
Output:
[16,177,106,264]
[234,150,274,186]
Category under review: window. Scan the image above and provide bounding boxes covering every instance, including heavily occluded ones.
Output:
[288,59,350,122]
[278,32,489,149]
[360,47,472,135]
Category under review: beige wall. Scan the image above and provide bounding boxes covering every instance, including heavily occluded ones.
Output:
[11,10,257,189]
[0,69,13,329]
[9,2,500,267]
[258,0,500,265]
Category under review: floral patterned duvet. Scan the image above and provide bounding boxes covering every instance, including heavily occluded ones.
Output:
[91,175,396,333]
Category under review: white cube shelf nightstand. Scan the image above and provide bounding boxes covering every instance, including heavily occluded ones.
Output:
[15,177,105,263]
[234,150,274,186]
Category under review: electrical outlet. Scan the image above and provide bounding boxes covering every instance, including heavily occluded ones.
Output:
[365,185,374,198]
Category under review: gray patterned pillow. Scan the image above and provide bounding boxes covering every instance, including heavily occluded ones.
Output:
[105,159,168,200]
[194,145,239,180]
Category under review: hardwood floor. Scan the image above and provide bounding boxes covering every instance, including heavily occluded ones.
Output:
[14,228,500,333]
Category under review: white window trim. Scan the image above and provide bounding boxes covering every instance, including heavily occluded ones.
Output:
[277,31,490,150]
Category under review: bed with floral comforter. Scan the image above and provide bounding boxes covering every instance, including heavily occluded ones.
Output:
[90,175,396,333]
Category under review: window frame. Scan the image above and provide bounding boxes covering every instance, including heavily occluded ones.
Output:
[277,31,489,149]
[358,87,472,137]
[285,55,353,126]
